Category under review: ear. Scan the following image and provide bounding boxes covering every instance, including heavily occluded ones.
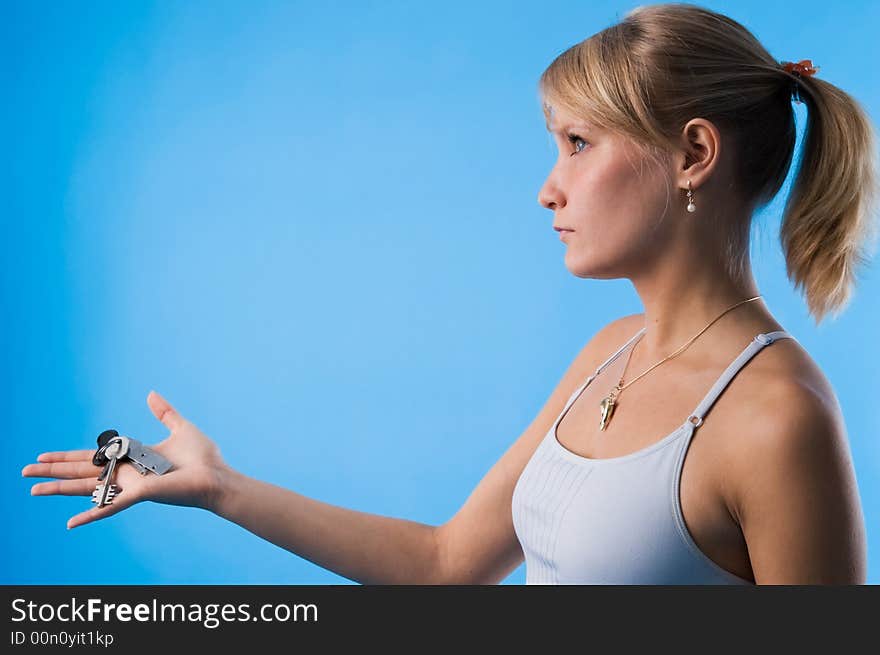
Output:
[677,118,722,190]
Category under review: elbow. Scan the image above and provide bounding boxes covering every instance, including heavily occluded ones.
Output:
[430,525,482,585]
[429,525,455,585]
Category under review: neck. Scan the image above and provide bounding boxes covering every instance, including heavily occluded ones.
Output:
[629,256,775,361]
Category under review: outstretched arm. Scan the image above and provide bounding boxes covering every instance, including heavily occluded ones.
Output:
[213,468,441,584]
[23,390,443,585]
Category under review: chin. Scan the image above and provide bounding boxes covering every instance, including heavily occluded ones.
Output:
[564,251,626,280]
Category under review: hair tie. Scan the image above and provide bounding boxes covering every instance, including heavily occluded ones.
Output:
[780,59,820,104]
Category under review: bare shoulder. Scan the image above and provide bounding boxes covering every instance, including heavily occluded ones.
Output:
[735,337,844,443]
[725,338,848,482]
[723,342,867,583]
[740,368,846,461]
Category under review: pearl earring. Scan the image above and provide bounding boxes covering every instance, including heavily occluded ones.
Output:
[686,180,696,213]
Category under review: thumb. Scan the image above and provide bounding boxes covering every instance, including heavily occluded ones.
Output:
[147,390,186,432]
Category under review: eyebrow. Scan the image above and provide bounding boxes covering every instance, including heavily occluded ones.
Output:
[546,121,593,135]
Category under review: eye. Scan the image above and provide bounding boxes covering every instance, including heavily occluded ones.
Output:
[567,133,589,156]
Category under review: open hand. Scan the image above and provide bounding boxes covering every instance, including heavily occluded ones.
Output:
[22,391,231,529]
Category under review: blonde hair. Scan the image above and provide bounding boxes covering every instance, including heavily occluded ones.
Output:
[539,2,879,324]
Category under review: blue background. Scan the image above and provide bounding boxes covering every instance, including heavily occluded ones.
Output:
[4,0,878,584]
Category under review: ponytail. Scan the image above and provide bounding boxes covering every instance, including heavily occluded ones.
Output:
[779,75,880,324]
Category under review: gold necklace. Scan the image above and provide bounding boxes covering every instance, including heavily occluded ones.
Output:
[598,295,763,431]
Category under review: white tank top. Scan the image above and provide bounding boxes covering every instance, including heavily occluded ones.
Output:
[511,327,796,584]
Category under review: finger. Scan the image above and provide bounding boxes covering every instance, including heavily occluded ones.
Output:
[36,450,96,463]
[67,490,135,530]
[30,478,100,497]
[22,461,101,479]
[147,390,187,432]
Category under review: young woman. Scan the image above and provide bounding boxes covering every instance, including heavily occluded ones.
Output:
[23,3,876,584]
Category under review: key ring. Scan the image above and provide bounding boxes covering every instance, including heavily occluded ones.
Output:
[92,436,123,466]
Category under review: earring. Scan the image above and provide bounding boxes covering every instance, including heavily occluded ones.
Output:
[686,180,696,213]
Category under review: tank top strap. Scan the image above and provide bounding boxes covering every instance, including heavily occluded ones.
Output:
[685,330,797,427]
[561,326,647,412]
[593,326,647,377]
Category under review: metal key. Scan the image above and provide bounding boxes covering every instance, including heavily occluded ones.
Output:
[95,435,147,478]
[124,437,173,475]
[126,457,149,476]
[92,437,127,507]
[93,443,111,481]
[91,437,129,508]
[93,433,114,479]
[90,428,174,506]
[99,450,148,476]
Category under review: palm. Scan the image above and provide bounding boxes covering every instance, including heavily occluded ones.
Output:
[22,391,229,529]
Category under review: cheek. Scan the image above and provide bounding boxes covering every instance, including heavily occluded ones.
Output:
[572,157,670,242]
[566,158,674,265]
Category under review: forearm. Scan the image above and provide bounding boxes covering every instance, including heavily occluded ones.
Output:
[210,466,444,585]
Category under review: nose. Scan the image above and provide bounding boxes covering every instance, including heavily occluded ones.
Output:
[537,176,564,211]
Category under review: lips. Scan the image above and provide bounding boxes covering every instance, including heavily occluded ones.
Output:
[554,227,574,232]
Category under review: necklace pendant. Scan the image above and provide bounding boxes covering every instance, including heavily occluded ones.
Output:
[598,394,617,431]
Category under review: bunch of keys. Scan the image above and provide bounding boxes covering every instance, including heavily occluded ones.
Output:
[91,429,174,508]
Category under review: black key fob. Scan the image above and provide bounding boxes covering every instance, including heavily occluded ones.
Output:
[97,429,119,448]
